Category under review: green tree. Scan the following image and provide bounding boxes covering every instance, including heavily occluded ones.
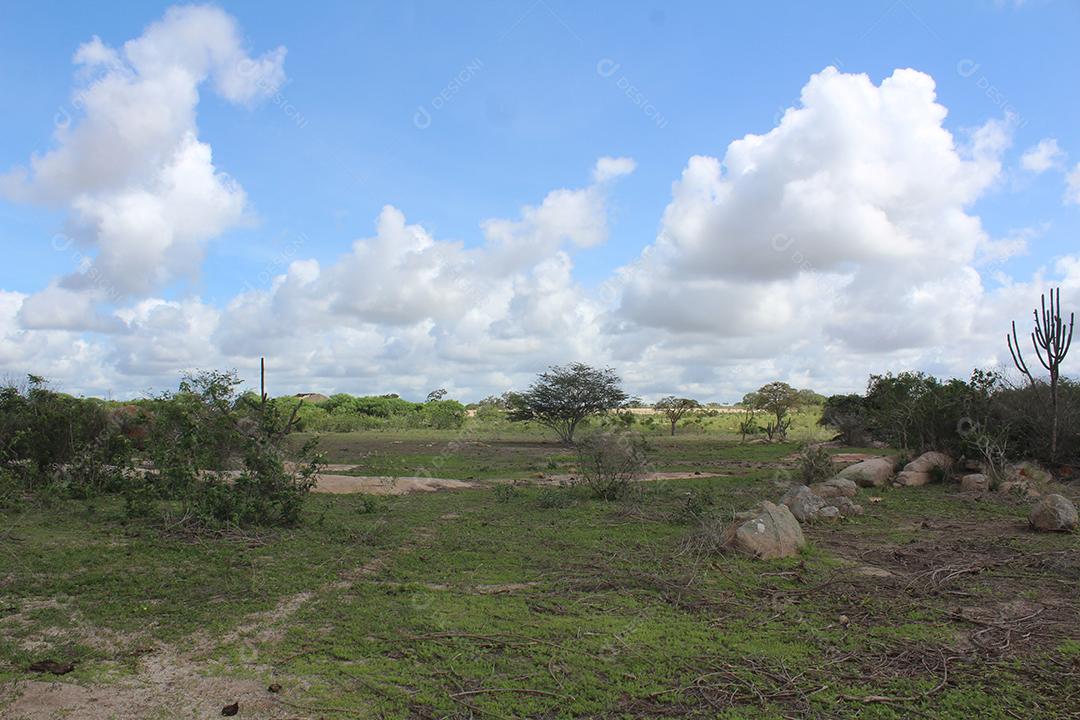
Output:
[507,363,629,444]
[751,382,800,442]
[654,396,701,436]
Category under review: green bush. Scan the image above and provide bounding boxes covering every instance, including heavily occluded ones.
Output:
[797,445,834,485]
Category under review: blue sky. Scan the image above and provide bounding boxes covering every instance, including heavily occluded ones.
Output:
[1,1,1078,400]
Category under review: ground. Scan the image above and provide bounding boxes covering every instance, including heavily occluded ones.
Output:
[1,430,1078,719]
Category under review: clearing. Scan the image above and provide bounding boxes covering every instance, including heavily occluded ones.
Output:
[1,432,1077,718]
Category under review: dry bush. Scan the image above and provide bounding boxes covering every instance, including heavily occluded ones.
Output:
[576,431,649,500]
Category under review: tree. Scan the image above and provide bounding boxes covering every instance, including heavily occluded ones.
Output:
[425,388,448,402]
[507,363,629,444]
[752,382,799,442]
[1008,287,1074,459]
[737,392,761,443]
[654,396,701,436]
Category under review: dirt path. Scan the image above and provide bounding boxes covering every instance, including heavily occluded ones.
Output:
[0,512,459,719]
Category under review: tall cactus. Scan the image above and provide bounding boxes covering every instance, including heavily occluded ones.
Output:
[1008,288,1074,459]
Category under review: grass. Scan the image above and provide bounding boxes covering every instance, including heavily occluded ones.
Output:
[1,429,1078,718]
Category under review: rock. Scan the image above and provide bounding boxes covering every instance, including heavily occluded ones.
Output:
[905,451,952,474]
[837,456,895,488]
[999,479,1041,499]
[779,485,827,523]
[221,702,239,717]
[810,477,859,499]
[721,501,806,560]
[960,473,990,492]
[817,505,841,521]
[1029,494,1078,532]
[828,496,864,517]
[893,470,931,487]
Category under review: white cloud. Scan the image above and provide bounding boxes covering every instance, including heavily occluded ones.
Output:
[1,5,282,298]
[1021,138,1064,173]
[592,156,637,183]
[4,56,1078,401]
[1066,162,1080,205]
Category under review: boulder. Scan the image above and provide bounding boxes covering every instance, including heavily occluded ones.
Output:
[905,451,952,474]
[893,470,931,487]
[721,501,806,559]
[893,452,951,487]
[817,505,841,521]
[810,477,859,499]
[1029,494,1078,532]
[837,456,895,488]
[779,485,827,523]
[960,473,990,492]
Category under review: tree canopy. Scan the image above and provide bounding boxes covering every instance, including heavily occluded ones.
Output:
[507,363,629,443]
[654,396,701,436]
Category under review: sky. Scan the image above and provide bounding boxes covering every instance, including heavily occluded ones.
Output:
[1,0,1079,403]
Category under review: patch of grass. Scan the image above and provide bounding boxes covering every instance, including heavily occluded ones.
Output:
[2,432,1078,718]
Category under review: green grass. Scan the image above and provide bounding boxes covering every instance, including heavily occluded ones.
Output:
[1,432,1077,718]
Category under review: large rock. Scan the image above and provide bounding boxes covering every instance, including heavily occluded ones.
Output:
[721,501,806,559]
[894,470,932,487]
[810,477,858,499]
[837,456,895,488]
[779,485,827,523]
[905,451,952,474]
[960,473,990,492]
[1029,494,1078,532]
[893,452,951,487]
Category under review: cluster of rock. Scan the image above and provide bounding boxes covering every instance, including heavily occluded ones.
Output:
[719,450,1077,560]
[720,471,868,560]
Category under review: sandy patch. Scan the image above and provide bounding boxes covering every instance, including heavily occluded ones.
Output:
[313,474,475,495]
[528,471,720,486]
[0,650,296,720]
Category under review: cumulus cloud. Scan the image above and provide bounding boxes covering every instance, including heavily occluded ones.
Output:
[592,156,637,183]
[3,55,1078,401]
[1066,163,1080,205]
[1020,138,1064,173]
[606,67,1042,394]
[1,5,283,298]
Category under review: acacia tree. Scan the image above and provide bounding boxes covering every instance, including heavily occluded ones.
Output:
[654,396,701,436]
[507,363,629,444]
[1008,287,1074,459]
[752,381,800,442]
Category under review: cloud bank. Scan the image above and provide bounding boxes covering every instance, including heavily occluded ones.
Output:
[1,10,1077,401]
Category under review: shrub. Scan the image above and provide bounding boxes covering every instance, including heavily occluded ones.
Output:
[671,487,714,524]
[422,399,467,429]
[989,379,1080,465]
[537,486,574,509]
[819,394,869,445]
[797,445,834,485]
[493,483,520,503]
[575,432,649,501]
[864,371,994,456]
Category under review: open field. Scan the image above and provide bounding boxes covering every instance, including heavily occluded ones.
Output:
[2,431,1078,719]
